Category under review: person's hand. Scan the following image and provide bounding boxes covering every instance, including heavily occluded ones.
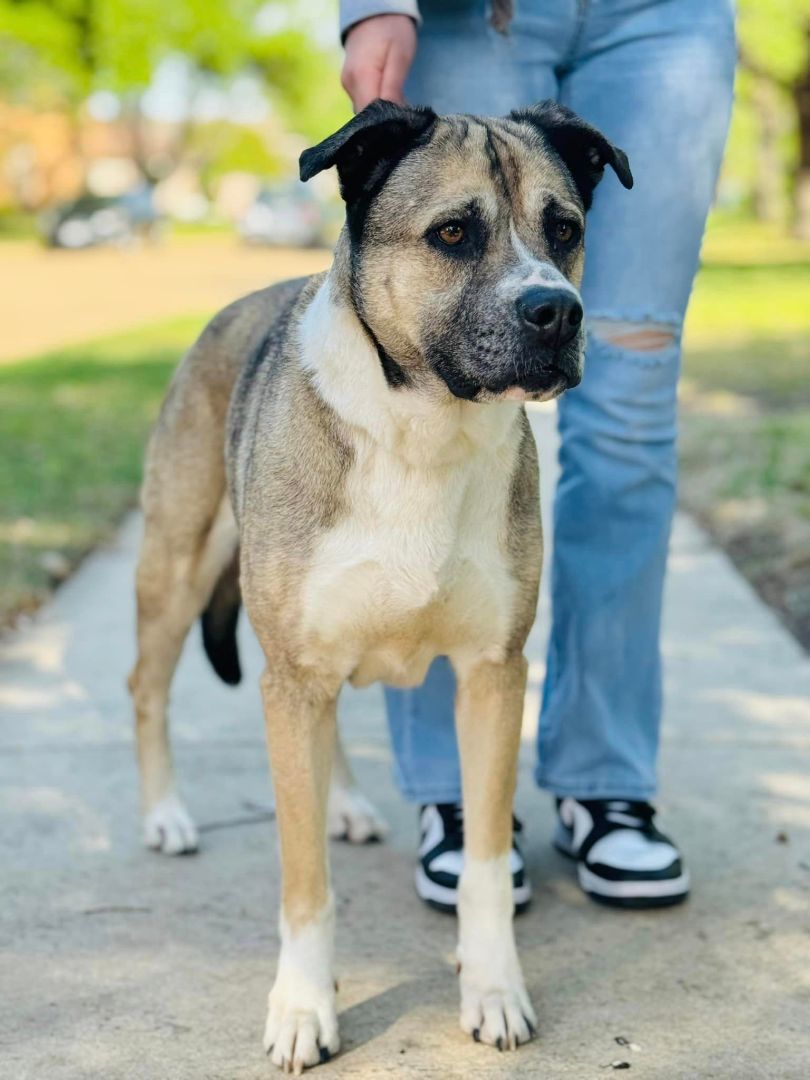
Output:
[341,15,417,112]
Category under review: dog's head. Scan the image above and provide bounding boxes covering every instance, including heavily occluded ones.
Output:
[300,100,632,402]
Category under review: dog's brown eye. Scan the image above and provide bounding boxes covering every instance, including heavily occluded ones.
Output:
[438,223,465,246]
[555,221,576,244]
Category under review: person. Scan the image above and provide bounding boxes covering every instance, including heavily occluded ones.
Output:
[338,0,736,911]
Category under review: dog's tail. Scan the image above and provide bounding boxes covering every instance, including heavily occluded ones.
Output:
[201,552,242,685]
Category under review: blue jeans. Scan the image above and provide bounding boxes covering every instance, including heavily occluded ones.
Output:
[383,0,736,803]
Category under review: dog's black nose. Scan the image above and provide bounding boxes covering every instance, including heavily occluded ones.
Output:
[517,287,583,347]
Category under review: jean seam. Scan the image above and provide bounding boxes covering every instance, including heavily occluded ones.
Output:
[535,772,656,800]
[558,0,589,70]
[396,783,463,804]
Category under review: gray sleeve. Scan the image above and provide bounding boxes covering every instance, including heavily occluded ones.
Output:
[339,0,421,40]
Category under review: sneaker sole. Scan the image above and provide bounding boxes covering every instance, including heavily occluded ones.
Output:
[586,889,689,910]
[578,864,690,907]
[554,839,690,909]
[414,864,532,915]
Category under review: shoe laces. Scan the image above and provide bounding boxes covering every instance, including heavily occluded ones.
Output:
[435,802,464,842]
[601,800,655,830]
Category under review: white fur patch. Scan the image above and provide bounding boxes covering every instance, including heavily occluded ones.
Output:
[300,281,521,467]
[502,222,583,295]
[142,793,198,855]
[264,900,339,1072]
[297,282,525,688]
[457,855,536,1050]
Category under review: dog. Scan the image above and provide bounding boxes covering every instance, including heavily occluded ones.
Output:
[128,98,632,1071]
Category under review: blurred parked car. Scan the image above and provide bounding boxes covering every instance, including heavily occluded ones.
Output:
[41,186,159,249]
[238,182,328,248]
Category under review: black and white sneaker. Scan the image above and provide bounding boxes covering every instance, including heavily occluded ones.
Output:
[554,797,689,909]
[415,803,532,915]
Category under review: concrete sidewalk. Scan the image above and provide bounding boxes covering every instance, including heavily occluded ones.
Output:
[2,408,809,1079]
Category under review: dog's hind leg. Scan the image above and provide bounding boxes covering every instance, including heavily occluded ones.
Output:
[327,734,388,843]
[129,496,238,854]
[128,283,296,853]
[453,653,537,1051]
[258,660,341,1072]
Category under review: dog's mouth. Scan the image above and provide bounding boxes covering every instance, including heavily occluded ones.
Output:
[504,381,567,402]
[477,380,565,404]
[429,342,582,403]
[477,366,580,404]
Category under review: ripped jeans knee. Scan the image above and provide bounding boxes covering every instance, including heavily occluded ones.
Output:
[590,318,680,354]
[561,314,684,447]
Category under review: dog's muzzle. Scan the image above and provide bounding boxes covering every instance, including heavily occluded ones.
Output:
[508,285,584,393]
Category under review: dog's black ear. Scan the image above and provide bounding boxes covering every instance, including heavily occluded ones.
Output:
[299,99,437,208]
[511,101,633,209]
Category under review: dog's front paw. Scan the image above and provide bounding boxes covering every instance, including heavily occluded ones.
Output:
[263,978,339,1073]
[142,794,198,855]
[327,784,388,844]
[456,855,537,1050]
[459,965,537,1051]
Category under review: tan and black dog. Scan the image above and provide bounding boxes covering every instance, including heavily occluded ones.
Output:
[129,99,631,1072]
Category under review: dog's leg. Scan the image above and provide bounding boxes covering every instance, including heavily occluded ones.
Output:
[261,663,341,1072]
[129,498,237,854]
[327,733,388,843]
[453,653,537,1050]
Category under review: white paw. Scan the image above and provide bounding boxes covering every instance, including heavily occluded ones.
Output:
[327,784,388,844]
[457,855,537,1050]
[143,794,198,855]
[459,973,537,1050]
[263,979,339,1073]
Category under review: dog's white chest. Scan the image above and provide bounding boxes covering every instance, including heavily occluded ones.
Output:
[298,439,518,687]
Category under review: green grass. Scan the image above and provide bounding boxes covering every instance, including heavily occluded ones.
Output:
[0,316,205,624]
[683,220,810,407]
[0,209,39,242]
[679,219,810,647]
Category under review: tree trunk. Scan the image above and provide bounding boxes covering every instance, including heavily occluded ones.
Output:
[751,76,787,223]
[793,26,810,241]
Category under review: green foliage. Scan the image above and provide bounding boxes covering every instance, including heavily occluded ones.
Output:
[0,0,91,106]
[738,0,810,86]
[0,0,344,134]
[0,315,201,621]
[0,0,257,99]
[189,122,284,188]
[251,27,349,140]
